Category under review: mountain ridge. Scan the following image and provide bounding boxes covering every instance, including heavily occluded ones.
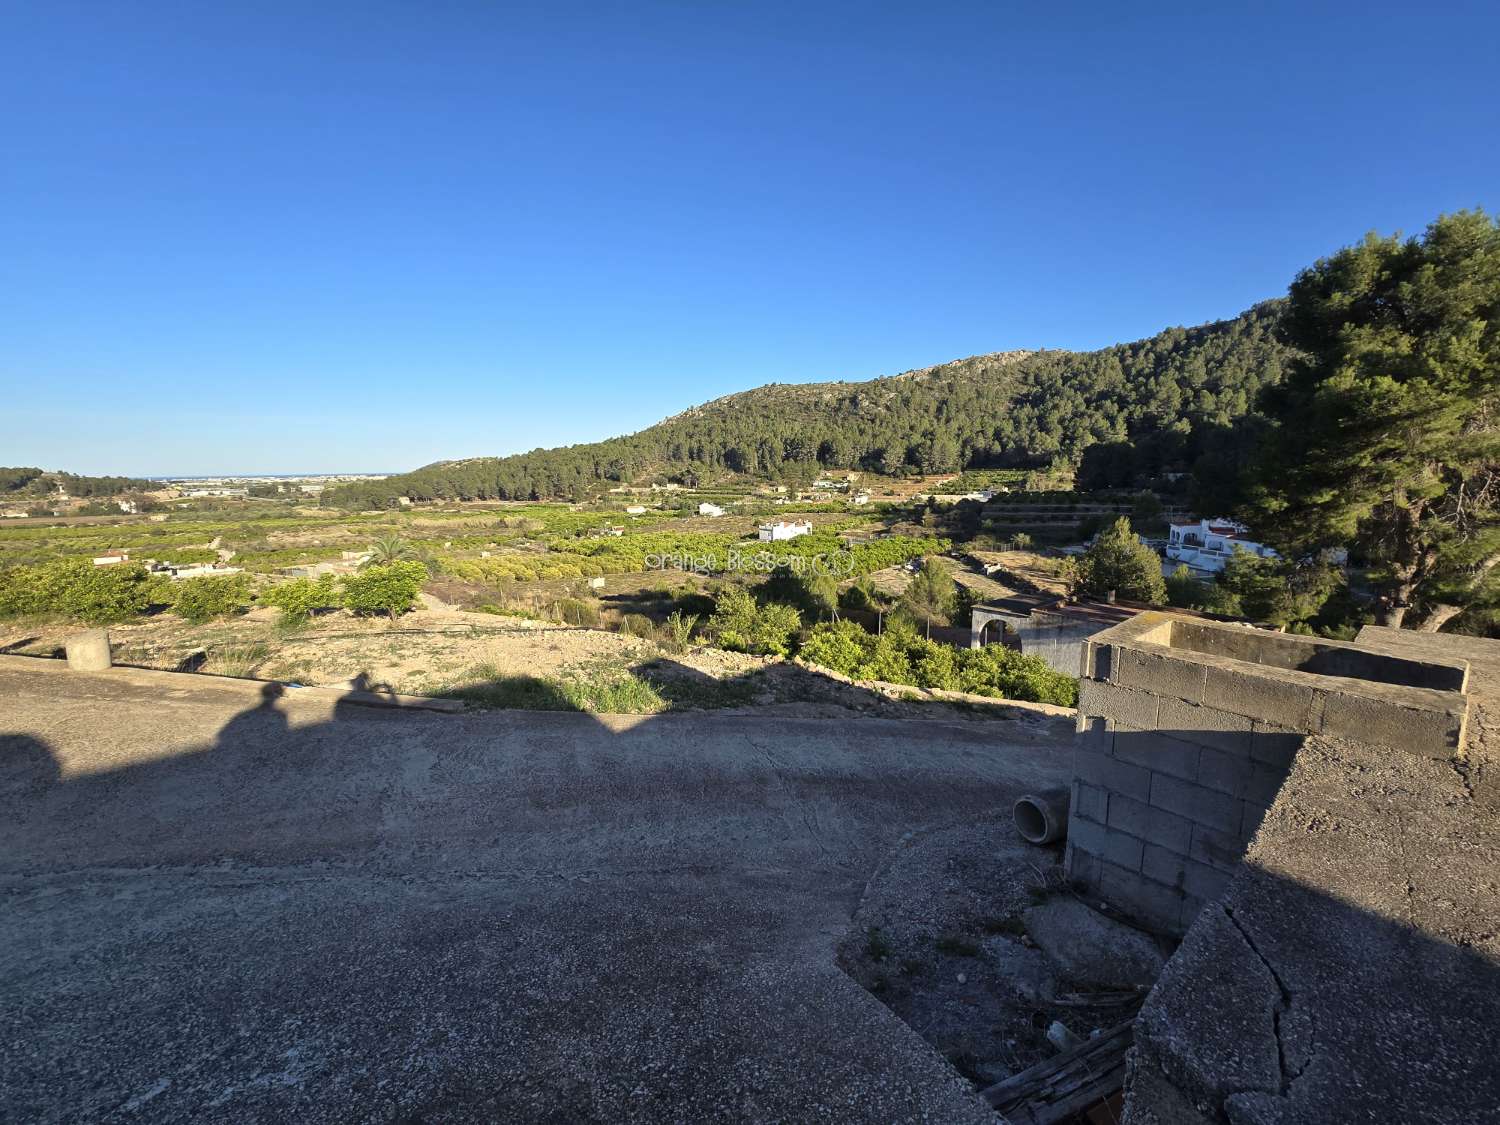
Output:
[331,301,1288,507]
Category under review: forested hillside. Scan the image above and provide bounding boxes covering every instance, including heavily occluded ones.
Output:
[331,300,1290,507]
[0,467,155,498]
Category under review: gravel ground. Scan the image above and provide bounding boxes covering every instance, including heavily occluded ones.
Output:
[1,656,1075,1122]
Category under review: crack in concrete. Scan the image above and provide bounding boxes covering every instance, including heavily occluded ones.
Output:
[1222,904,1304,1096]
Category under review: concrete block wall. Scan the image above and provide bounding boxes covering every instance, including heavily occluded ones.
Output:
[1066,613,1471,936]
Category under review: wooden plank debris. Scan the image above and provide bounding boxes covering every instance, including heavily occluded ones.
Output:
[980,1019,1133,1125]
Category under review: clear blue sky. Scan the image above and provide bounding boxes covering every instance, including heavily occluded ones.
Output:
[3,1,1495,476]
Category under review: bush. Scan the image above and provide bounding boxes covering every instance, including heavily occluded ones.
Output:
[173,574,253,624]
[618,612,655,638]
[661,610,699,652]
[838,578,876,613]
[801,619,873,676]
[0,559,155,624]
[708,585,801,656]
[261,575,341,624]
[553,597,601,627]
[958,645,1078,707]
[1165,564,1209,610]
[913,643,959,691]
[341,561,428,619]
[856,627,917,684]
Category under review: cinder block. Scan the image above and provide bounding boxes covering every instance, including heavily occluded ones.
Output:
[1197,746,1256,796]
[1189,823,1245,871]
[1149,773,1242,833]
[1107,793,1193,855]
[1078,678,1161,730]
[1245,762,1289,806]
[1080,640,1114,680]
[1068,815,1144,872]
[1158,695,1253,756]
[1201,664,1317,728]
[1313,688,1466,759]
[1098,860,1184,932]
[1065,841,1099,887]
[1141,843,1186,887]
[1076,712,1112,746]
[1179,894,1210,932]
[1113,728,1201,782]
[1142,845,1233,902]
[1250,722,1304,768]
[1073,779,1108,824]
[1240,800,1271,842]
[1112,645,1207,704]
[1183,861,1232,902]
[1074,747,1152,803]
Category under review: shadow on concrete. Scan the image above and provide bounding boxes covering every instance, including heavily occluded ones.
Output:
[3,662,1494,1122]
[0,662,1067,1123]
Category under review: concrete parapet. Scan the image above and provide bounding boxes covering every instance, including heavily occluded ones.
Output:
[1067,612,1473,937]
[64,629,112,672]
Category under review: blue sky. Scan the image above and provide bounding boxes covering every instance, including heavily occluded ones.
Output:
[2,1,1496,476]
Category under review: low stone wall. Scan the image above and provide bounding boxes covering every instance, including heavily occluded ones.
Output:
[1065,613,1470,935]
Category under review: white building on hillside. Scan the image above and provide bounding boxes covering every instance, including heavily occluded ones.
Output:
[758,519,812,542]
[698,502,725,517]
[1166,519,1277,575]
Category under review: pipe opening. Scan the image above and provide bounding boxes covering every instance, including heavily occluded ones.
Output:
[1014,789,1069,845]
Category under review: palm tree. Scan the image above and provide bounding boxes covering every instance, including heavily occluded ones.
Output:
[362,535,417,567]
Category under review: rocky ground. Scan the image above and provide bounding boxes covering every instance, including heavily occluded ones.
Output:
[838,814,1172,1092]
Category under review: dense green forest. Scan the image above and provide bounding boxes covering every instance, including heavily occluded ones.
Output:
[0,467,156,499]
[330,301,1290,507]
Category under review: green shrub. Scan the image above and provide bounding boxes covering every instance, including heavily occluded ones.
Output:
[856,628,916,684]
[708,585,801,656]
[0,559,155,624]
[341,561,428,619]
[552,597,601,627]
[261,575,341,624]
[1165,564,1209,609]
[661,610,699,652]
[957,645,1078,707]
[838,578,875,613]
[913,642,959,690]
[173,574,253,624]
[618,612,655,638]
[800,619,873,676]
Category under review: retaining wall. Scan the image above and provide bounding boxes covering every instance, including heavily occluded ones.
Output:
[1066,613,1470,935]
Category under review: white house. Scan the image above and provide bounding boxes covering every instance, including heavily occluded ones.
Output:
[625,505,647,515]
[163,563,243,581]
[92,549,131,566]
[698,502,726,517]
[1166,519,1277,575]
[758,519,812,542]
[849,492,870,506]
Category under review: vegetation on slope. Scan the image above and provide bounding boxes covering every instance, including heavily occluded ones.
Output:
[0,467,156,499]
[328,301,1290,506]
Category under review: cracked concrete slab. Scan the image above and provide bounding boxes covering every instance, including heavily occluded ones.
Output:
[0,658,1075,1122]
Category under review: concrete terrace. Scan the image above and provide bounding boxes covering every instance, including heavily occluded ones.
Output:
[0,657,1074,1123]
